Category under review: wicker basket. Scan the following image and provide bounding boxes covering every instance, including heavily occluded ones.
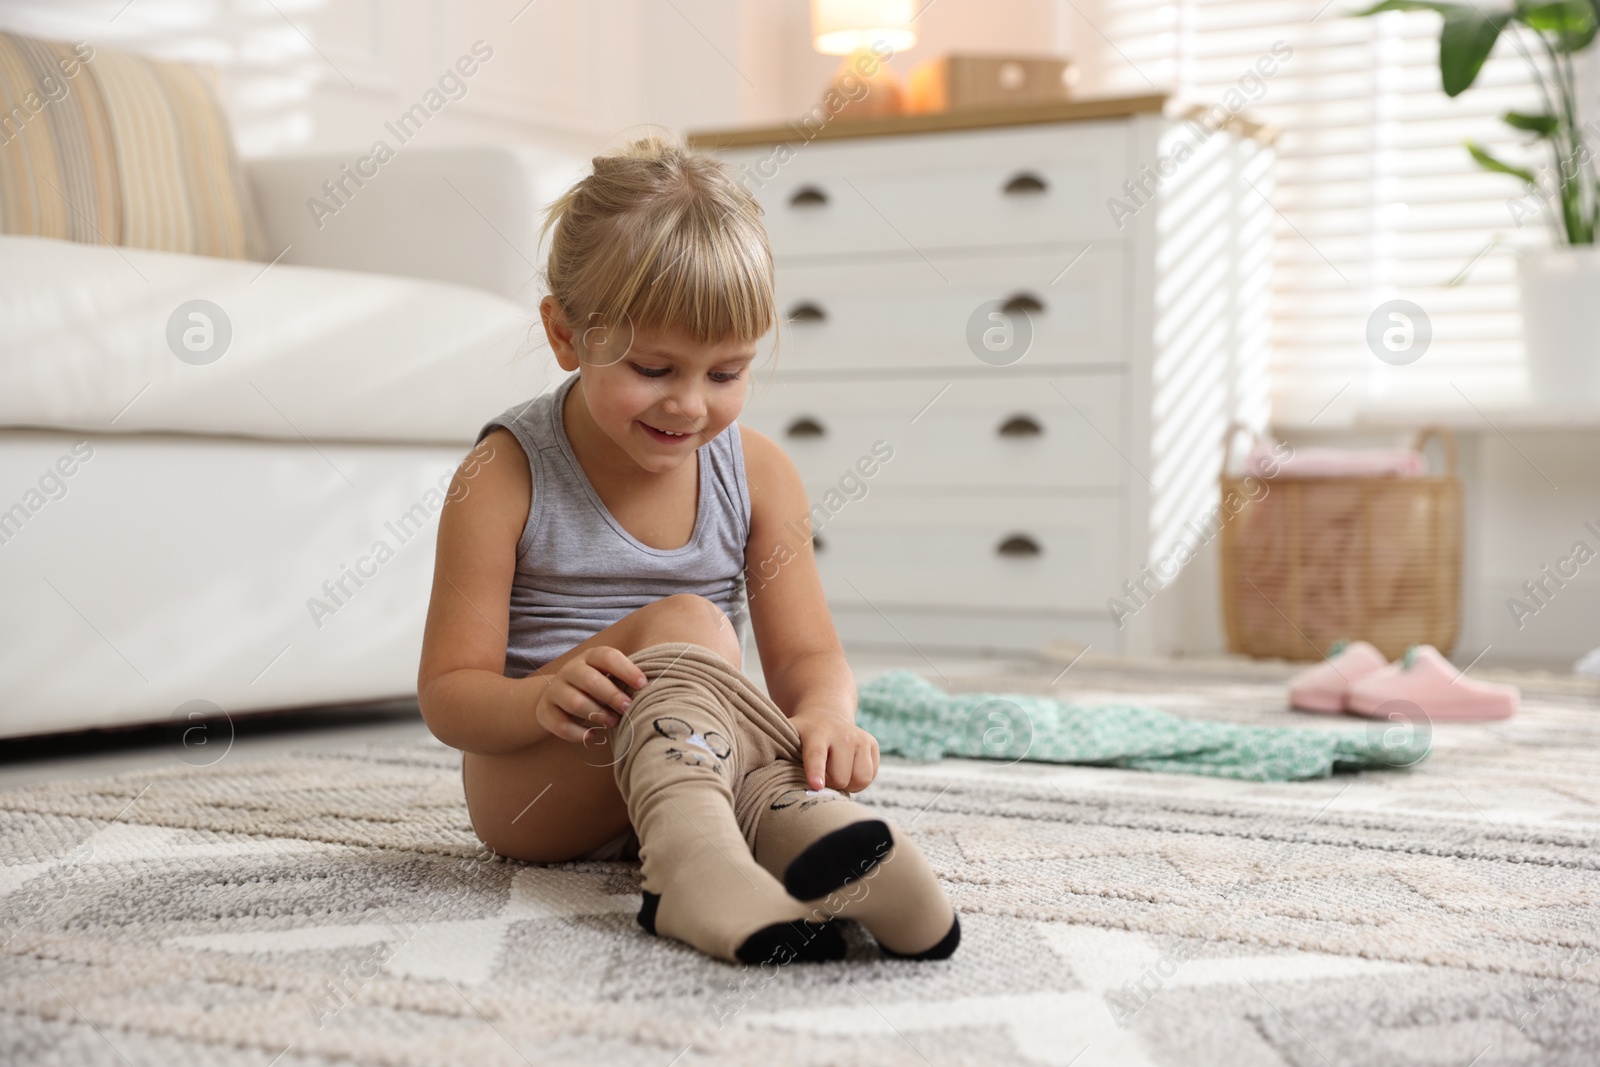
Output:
[1218,424,1462,662]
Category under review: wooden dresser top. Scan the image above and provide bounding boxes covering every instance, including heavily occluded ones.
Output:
[686,94,1278,149]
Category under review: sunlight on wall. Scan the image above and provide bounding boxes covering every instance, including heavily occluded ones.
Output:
[1148,123,1274,567]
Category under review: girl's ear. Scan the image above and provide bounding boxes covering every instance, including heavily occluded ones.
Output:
[541,296,580,371]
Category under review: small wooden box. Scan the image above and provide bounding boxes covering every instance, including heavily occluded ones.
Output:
[907,54,1078,114]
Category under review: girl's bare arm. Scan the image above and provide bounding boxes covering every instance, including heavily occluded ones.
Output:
[740,426,877,791]
[416,428,554,755]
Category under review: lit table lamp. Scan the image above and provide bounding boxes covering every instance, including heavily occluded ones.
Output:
[811,0,917,120]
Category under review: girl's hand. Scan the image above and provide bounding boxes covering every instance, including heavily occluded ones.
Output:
[791,706,880,793]
[533,646,648,744]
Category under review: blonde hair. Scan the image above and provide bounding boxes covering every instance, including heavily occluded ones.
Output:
[539,133,776,354]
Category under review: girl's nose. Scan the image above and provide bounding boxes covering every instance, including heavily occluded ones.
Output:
[662,388,706,421]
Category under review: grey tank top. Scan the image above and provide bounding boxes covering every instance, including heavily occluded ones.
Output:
[475,370,751,678]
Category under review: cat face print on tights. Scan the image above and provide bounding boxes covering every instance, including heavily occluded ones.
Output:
[654,716,732,774]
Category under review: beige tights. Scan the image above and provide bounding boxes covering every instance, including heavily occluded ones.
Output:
[608,642,959,965]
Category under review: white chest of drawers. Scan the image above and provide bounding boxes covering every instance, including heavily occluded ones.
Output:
[692,97,1274,657]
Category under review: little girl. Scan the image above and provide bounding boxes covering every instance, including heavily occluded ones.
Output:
[417,135,958,967]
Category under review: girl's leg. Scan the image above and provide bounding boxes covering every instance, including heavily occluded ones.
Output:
[607,641,844,964]
[462,594,742,864]
[745,762,960,959]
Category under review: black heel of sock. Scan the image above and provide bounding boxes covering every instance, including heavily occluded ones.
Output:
[637,890,660,935]
[735,919,846,965]
[782,819,895,901]
[881,912,961,961]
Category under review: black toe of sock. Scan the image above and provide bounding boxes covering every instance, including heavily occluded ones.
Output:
[637,889,660,935]
[881,912,961,961]
[735,919,846,965]
[782,818,896,902]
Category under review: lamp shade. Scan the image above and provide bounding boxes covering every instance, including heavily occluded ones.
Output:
[810,0,917,55]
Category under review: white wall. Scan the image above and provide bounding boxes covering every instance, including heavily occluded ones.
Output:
[0,0,1065,159]
[1,0,653,158]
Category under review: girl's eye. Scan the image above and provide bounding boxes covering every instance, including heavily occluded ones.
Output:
[630,364,669,378]
[711,371,743,383]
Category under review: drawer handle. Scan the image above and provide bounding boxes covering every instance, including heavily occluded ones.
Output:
[789,185,829,208]
[998,414,1043,437]
[787,301,827,323]
[1002,171,1049,195]
[996,533,1043,558]
[1001,292,1044,315]
[785,416,826,438]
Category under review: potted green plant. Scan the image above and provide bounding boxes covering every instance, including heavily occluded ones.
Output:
[1354,0,1600,405]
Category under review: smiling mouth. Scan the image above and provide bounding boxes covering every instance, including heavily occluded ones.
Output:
[640,421,696,441]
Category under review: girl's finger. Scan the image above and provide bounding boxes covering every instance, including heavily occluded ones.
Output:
[826,743,853,792]
[802,736,829,791]
[852,744,875,791]
[595,647,648,691]
[554,682,616,732]
[546,695,593,743]
[565,707,613,745]
[570,663,631,717]
[567,694,619,728]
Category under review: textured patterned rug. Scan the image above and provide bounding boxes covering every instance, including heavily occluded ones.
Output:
[3,653,1599,1067]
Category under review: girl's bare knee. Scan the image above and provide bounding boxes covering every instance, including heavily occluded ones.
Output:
[632,594,740,666]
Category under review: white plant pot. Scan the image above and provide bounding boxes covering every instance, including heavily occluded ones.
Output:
[1518,246,1600,407]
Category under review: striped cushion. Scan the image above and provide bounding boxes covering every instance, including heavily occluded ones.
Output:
[0,32,265,260]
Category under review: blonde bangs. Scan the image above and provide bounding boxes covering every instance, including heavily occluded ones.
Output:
[540,134,777,354]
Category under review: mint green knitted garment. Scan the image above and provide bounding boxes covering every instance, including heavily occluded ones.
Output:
[855,670,1430,782]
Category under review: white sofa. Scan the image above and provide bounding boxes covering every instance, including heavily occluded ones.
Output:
[0,145,583,740]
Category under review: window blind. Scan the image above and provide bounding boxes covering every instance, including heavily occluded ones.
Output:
[1064,0,1564,422]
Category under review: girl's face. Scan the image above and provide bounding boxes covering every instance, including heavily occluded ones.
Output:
[544,299,757,473]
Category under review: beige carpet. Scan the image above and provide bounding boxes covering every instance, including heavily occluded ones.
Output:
[2,653,1599,1066]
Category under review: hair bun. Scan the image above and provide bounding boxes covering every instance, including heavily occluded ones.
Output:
[587,134,689,181]
[622,134,676,157]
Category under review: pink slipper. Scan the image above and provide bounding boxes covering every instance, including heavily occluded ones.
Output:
[1345,645,1518,721]
[1287,640,1389,713]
